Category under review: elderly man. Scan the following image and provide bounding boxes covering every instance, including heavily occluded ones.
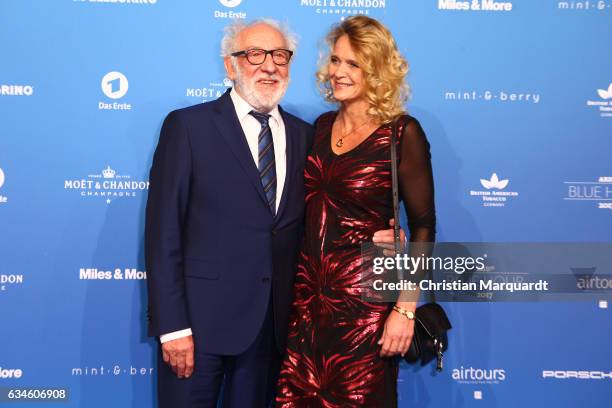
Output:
[146,19,311,407]
[145,19,398,407]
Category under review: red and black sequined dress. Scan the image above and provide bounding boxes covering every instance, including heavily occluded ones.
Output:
[276,111,436,408]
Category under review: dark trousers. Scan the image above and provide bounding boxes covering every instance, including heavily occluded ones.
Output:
[157,299,281,408]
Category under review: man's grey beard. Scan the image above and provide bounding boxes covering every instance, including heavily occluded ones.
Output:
[232,62,289,113]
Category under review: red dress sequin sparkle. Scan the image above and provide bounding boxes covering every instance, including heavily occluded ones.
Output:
[276,111,436,408]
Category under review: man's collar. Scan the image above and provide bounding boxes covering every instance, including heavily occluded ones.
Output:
[229,87,282,126]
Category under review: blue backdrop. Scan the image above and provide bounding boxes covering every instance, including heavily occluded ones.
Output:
[1,0,611,407]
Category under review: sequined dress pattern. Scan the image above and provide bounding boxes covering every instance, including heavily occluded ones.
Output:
[276,110,435,408]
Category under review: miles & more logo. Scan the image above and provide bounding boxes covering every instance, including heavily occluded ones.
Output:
[0,366,23,379]
[63,165,149,204]
[79,267,147,280]
[470,173,519,207]
[438,0,513,11]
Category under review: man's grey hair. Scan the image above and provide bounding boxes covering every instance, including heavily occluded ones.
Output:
[220,19,298,57]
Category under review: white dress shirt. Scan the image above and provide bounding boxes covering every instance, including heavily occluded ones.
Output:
[159,88,287,344]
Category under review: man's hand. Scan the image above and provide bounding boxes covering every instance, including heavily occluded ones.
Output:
[161,335,194,379]
[372,218,406,254]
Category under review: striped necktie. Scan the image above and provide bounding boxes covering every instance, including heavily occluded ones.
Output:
[249,110,276,215]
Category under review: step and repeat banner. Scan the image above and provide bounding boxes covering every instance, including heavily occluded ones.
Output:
[1,1,611,407]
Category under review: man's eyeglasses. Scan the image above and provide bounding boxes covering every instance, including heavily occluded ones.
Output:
[231,48,294,66]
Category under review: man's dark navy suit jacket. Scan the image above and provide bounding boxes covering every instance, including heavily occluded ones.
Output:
[145,89,313,355]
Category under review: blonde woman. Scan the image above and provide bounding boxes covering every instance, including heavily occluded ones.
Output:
[276,16,436,407]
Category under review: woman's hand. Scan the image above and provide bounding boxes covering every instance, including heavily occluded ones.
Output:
[378,307,415,358]
[372,218,406,256]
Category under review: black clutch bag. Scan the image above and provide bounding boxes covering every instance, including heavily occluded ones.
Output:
[403,303,451,370]
[390,118,452,372]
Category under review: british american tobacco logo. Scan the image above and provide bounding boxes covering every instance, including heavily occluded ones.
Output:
[470,173,519,207]
[586,82,612,118]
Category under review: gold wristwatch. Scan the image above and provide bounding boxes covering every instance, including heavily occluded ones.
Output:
[393,305,415,320]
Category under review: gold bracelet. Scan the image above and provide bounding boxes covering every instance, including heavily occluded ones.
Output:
[393,305,415,320]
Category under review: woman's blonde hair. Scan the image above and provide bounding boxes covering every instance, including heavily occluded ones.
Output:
[316,16,409,124]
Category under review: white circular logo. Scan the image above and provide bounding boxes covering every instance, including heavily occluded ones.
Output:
[101,71,129,100]
[219,0,242,7]
[0,168,5,189]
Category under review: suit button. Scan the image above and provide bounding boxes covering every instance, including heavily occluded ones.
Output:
[271,229,277,236]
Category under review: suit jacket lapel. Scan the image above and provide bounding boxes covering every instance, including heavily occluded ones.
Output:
[275,106,296,220]
[212,90,269,207]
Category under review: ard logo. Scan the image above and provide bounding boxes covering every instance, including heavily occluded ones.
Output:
[219,0,242,7]
[101,71,128,100]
